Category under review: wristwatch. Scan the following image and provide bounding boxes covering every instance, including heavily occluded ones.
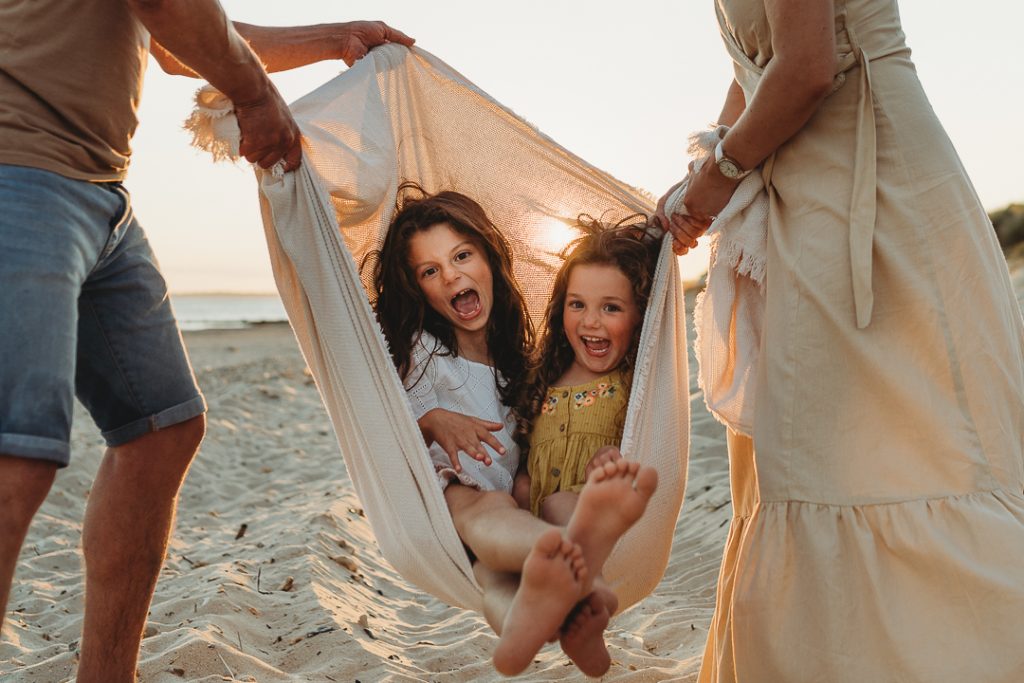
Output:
[714,138,751,181]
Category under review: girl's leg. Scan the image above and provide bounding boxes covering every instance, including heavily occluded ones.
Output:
[566,459,658,588]
[474,537,616,678]
[488,530,586,676]
[539,491,579,526]
[473,562,519,636]
[444,484,555,572]
[511,470,532,511]
[560,592,615,678]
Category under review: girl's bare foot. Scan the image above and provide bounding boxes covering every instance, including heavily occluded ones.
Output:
[583,444,623,480]
[559,591,613,677]
[493,529,586,676]
[566,459,658,587]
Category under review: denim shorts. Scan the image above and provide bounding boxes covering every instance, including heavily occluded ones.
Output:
[0,164,206,467]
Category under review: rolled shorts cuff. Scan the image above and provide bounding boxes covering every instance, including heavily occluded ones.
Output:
[0,433,71,467]
[101,394,208,447]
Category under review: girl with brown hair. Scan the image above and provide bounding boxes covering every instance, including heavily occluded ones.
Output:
[371,186,657,676]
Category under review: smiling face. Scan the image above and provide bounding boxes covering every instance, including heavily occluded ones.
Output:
[562,262,642,383]
[407,222,494,355]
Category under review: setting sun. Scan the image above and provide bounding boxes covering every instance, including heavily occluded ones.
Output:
[532,216,582,257]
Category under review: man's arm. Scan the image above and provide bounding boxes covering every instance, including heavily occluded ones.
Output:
[151,20,414,76]
[129,0,299,170]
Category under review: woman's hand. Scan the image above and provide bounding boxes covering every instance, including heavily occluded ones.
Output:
[653,178,687,251]
[655,174,704,255]
[658,159,741,255]
[418,408,507,472]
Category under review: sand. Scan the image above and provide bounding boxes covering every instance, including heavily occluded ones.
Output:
[3,258,1023,682]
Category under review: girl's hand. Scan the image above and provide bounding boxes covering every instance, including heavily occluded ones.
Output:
[417,407,507,473]
[584,445,623,480]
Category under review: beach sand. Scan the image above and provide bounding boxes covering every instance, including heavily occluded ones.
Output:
[3,259,1022,682]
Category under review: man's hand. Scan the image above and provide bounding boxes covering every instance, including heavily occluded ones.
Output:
[418,408,506,473]
[234,86,302,172]
[332,21,415,66]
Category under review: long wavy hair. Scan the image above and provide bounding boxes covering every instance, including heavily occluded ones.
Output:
[516,216,660,448]
[369,183,534,407]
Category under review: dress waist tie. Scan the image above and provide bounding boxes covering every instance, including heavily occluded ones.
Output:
[849,45,877,329]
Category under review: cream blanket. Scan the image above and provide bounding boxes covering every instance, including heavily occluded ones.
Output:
[665,127,768,437]
[188,45,690,612]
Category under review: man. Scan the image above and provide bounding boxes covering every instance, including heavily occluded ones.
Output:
[0,1,412,680]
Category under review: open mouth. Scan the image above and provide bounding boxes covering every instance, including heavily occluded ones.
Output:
[450,288,482,321]
[581,335,611,356]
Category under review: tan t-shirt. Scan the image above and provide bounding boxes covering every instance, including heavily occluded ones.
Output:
[0,0,149,182]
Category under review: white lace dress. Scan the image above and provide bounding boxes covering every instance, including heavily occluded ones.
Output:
[404,332,519,493]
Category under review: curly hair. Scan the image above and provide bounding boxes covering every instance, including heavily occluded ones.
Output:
[368,183,535,408]
[515,215,661,449]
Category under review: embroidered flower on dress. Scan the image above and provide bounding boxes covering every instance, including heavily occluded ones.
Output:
[541,395,559,415]
[570,379,620,409]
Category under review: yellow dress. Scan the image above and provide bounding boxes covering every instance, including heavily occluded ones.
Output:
[701,1,1024,681]
[527,370,627,516]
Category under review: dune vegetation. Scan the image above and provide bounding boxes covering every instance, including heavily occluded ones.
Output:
[992,202,1024,260]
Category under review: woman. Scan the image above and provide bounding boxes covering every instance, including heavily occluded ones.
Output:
[656,1,1024,681]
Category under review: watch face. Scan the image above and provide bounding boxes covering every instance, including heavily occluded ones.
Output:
[718,159,741,179]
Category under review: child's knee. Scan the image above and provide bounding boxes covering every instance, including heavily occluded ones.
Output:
[539,491,576,525]
[478,489,519,513]
[512,472,531,510]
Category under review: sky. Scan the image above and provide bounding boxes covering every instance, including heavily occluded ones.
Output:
[127,0,1024,294]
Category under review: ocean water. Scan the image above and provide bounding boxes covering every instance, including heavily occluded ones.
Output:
[170,294,287,331]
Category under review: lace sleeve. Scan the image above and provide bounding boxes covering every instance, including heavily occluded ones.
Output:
[404,334,441,420]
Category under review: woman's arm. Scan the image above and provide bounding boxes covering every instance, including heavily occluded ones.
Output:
[719,0,836,171]
[654,79,746,251]
[666,0,837,251]
[718,78,747,127]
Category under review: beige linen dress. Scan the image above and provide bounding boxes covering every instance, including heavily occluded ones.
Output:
[702,0,1024,681]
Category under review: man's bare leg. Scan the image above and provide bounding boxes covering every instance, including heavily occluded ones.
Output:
[492,529,586,676]
[77,415,205,683]
[0,456,58,632]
